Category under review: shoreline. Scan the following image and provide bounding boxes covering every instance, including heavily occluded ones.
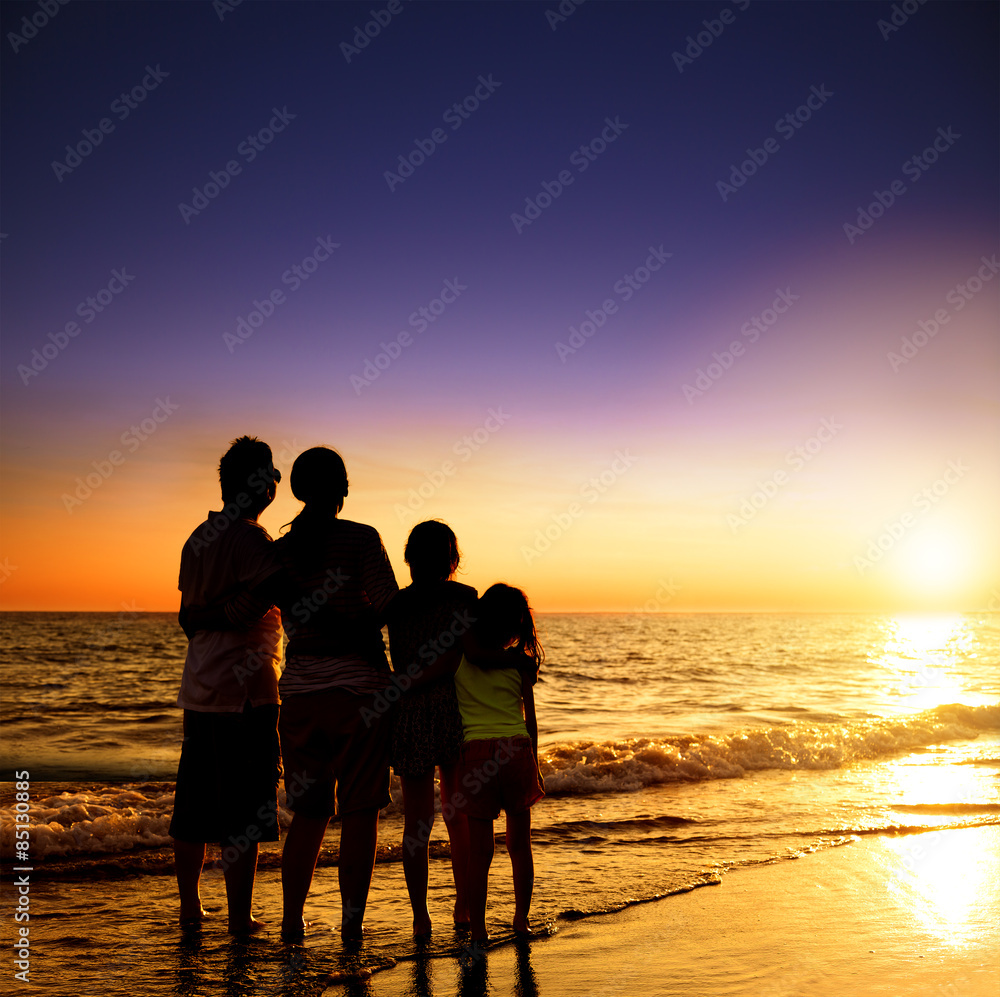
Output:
[334,825,999,997]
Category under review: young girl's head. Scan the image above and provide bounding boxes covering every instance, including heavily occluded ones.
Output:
[405,520,460,583]
[474,583,543,667]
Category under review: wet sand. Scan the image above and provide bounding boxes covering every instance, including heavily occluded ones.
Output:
[330,825,999,997]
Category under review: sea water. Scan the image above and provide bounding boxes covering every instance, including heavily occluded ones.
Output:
[1,612,998,994]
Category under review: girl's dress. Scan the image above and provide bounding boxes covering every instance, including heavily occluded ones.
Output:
[387,580,477,778]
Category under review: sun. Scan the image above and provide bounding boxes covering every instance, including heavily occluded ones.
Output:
[892,528,971,595]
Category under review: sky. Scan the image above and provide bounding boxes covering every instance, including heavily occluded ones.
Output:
[1,0,997,613]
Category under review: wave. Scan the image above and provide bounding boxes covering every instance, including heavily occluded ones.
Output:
[539,703,999,794]
[3,704,995,862]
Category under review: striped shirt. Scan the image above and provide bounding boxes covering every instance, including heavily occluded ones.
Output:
[273,516,398,696]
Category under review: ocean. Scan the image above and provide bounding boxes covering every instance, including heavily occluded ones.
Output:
[1,611,998,994]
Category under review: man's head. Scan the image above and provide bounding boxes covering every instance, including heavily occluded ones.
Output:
[219,436,280,515]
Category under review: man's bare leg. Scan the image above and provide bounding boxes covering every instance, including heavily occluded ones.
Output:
[175,839,208,922]
[223,840,265,935]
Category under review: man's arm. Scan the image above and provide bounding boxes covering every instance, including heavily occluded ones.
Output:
[179,569,291,637]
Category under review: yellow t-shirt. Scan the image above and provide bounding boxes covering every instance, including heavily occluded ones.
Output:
[454,654,527,741]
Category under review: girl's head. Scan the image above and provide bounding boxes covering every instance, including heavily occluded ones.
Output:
[289,446,348,513]
[405,520,460,583]
[474,583,543,667]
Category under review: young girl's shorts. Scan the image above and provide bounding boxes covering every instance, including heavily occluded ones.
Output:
[457,736,544,820]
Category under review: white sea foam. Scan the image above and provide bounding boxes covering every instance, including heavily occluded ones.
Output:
[540,703,1000,794]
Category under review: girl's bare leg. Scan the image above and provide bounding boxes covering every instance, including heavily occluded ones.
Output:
[400,772,435,936]
[467,816,495,941]
[439,764,470,925]
[505,810,533,934]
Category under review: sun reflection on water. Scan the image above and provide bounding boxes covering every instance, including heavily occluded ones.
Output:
[873,615,975,711]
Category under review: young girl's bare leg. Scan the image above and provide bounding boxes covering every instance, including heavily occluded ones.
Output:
[505,810,533,935]
[439,764,470,926]
[467,816,496,941]
[401,772,435,936]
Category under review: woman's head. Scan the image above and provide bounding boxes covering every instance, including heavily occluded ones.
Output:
[289,446,348,513]
[474,583,543,666]
[405,520,460,583]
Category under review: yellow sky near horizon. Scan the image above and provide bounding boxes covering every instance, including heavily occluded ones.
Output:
[1,417,996,614]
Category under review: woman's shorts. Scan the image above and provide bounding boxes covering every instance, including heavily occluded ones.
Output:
[456,736,544,821]
[279,687,392,818]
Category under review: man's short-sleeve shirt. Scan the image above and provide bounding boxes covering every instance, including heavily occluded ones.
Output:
[176,512,283,712]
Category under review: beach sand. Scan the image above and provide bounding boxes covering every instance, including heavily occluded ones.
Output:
[326,825,998,997]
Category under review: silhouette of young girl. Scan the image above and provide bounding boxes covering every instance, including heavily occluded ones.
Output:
[453,583,544,942]
[386,521,477,936]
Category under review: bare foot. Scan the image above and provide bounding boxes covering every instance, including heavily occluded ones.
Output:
[228,917,268,937]
[281,918,314,945]
[179,910,209,931]
[413,915,432,939]
[512,914,531,937]
[453,904,471,931]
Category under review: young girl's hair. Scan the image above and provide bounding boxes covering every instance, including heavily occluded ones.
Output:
[474,583,544,669]
[405,520,460,582]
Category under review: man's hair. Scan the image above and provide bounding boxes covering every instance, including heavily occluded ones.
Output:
[219,435,275,501]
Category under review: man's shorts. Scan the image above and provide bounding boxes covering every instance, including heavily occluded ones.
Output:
[456,736,545,821]
[279,687,392,818]
[169,703,281,845]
